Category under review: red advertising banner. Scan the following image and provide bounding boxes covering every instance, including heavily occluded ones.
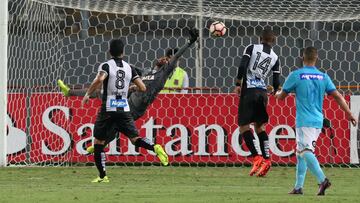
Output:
[7,93,351,165]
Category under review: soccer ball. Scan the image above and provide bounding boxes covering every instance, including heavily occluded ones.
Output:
[209,21,227,37]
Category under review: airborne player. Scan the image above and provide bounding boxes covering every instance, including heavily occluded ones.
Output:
[234,29,281,177]
[58,28,199,155]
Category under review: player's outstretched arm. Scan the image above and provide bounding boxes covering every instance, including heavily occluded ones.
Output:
[82,72,107,106]
[329,90,357,126]
[167,28,199,69]
[133,78,146,92]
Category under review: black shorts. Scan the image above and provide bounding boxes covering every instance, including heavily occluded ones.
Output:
[93,110,139,142]
[238,88,269,126]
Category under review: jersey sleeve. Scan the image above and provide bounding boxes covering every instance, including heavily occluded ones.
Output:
[272,58,280,74]
[282,72,297,93]
[325,74,336,94]
[130,65,140,81]
[243,44,254,58]
[236,45,254,81]
[98,63,109,77]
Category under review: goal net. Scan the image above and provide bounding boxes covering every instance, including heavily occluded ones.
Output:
[5,0,360,167]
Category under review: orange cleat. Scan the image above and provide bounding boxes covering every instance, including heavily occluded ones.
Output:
[249,155,264,176]
[257,159,271,177]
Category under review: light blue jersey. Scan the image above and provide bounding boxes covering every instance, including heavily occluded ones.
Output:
[282,66,336,128]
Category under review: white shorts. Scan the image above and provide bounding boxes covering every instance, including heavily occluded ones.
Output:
[296,127,321,153]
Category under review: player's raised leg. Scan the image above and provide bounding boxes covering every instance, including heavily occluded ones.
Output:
[57,79,70,97]
[130,136,169,166]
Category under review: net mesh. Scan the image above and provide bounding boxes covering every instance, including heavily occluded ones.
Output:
[6,0,360,166]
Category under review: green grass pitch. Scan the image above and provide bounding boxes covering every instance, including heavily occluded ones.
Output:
[0,166,359,203]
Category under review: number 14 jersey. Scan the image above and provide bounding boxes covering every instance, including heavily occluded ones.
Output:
[243,43,280,89]
[98,58,139,112]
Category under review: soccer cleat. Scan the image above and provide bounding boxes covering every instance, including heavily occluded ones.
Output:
[57,79,70,97]
[154,144,169,166]
[91,176,109,183]
[256,159,272,177]
[288,188,303,195]
[86,146,95,154]
[86,145,109,154]
[317,178,331,196]
[249,155,264,176]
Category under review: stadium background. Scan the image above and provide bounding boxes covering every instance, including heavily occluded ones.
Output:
[7,1,360,93]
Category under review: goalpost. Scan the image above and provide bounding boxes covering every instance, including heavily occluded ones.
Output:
[4,0,360,167]
[0,0,8,167]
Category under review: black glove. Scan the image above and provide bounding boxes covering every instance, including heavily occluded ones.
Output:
[188,28,199,44]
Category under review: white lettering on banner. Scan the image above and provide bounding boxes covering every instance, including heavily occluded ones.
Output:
[75,123,94,155]
[269,125,296,157]
[41,106,71,155]
[230,128,251,156]
[6,114,27,154]
[108,138,121,155]
[194,124,228,156]
[165,124,192,156]
[37,106,297,157]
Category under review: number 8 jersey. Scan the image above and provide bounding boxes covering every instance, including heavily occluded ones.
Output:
[98,58,139,112]
[244,43,280,89]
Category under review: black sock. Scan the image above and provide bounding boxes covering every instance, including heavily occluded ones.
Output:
[258,131,270,159]
[94,144,106,178]
[242,130,259,157]
[134,138,155,151]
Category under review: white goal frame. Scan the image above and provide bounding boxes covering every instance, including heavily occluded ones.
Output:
[0,0,8,167]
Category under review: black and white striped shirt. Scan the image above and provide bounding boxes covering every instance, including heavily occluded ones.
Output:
[98,58,139,112]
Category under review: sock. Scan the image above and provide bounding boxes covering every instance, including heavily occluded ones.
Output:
[94,144,106,178]
[257,131,270,159]
[134,138,155,151]
[295,154,307,189]
[242,130,258,156]
[303,151,326,184]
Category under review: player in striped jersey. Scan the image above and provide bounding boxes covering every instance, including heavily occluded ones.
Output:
[57,28,199,157]
[234,29,280,177]
[83,39,172,183]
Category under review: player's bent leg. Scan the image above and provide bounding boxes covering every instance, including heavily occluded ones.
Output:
[131,137,169,166]
[301,150,329,195]
[57,79,70,97]
[240,125,262,176]
[255,123,271,177]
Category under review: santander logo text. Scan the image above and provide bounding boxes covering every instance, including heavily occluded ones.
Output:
[7,93,350,164]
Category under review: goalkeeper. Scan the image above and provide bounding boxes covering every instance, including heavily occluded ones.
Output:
[58,28,199,150]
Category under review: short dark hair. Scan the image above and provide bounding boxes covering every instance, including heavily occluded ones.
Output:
[303,46,318,62]
[261,29,275,44]
[165,48,178,58]
[109,39,124,57]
